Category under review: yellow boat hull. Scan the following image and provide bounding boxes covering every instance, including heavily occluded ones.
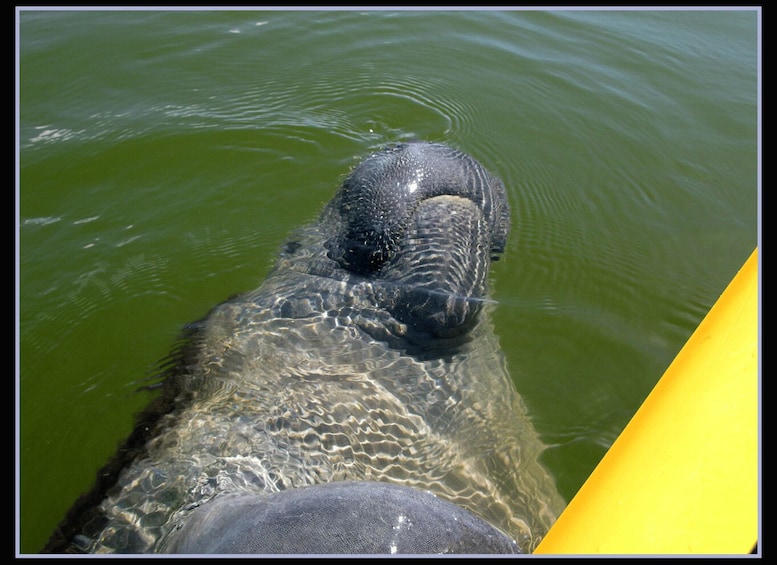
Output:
[535,248,759,555]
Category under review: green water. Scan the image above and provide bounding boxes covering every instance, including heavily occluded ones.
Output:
[17,8,759,554]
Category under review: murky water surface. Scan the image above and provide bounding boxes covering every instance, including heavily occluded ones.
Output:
[18,8,758,553]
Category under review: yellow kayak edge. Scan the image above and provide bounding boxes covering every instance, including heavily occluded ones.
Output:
[534,248,759,555]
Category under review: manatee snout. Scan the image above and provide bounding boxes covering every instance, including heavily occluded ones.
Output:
[326,142,510,274]
[325,142,511,337]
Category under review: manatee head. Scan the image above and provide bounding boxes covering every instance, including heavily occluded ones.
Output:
[323,142,511,337]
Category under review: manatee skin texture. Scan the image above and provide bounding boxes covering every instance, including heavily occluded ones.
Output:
[161,481,521,555]
[42,142,565,555]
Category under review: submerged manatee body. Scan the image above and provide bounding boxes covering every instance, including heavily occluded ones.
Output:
[43,142,565,555]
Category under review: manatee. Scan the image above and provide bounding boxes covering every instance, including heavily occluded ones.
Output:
[42,141,565,555]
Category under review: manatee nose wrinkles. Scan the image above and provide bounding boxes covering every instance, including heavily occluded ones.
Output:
[380,194,494,337]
